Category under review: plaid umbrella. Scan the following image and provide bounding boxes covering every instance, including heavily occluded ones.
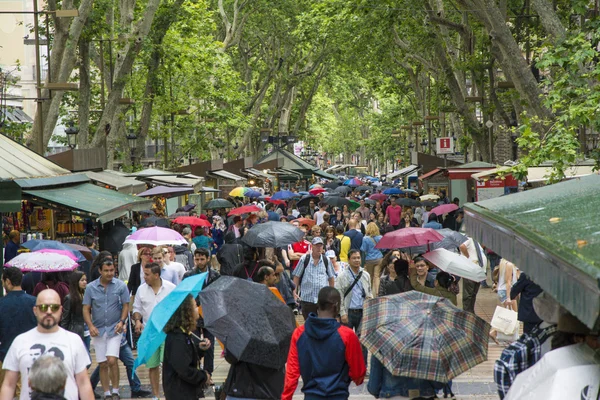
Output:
[361,291,490,382]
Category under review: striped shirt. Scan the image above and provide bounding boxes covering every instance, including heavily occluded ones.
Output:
[293,253,335,304]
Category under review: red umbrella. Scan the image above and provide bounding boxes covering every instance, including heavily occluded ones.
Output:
[309,188,327,195]
[228,205,262,216]
[295,218,316,228]
[172,216,212,227]
[431,203,459,215]
[369,193,388,202]
[375,228,444,250]
[268,199,287,206]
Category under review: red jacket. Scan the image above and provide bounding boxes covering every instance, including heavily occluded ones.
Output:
[282,315,365,400]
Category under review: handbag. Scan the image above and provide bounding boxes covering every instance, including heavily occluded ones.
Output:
[491,305,519,335]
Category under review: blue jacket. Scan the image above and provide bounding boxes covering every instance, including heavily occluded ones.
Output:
[344,229,364,251]
[4,240,19,263]
[367,355,444,398]
[360,235,383,261]
[0,290,37,361]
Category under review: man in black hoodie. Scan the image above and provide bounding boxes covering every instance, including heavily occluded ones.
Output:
[216,232,244,276]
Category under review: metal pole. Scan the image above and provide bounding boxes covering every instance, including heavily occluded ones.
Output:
[0,215,4,297]
[33,0,44,155]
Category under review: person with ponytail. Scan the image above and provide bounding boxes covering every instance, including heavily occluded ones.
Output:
[60,271,90,351]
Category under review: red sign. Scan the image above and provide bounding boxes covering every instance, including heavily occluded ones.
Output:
[436,137,454,154]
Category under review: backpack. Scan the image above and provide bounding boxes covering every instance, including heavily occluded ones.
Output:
[298,254,329,286]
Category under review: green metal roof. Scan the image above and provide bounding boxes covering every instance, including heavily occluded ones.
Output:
[24,183,153,224]
[256,148,337,180]
[463,174,600,331]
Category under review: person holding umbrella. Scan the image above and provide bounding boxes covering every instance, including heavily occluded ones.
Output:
[409,263,458,306]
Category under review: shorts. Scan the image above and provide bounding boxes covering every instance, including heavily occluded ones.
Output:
[92,332,122,363]
[146,343,164,369]
[497,289,508,303]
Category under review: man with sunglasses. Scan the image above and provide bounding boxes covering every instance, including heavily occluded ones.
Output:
[83,260,130,400]
[0,289,94,400]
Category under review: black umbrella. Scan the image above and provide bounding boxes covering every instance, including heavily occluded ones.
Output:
[396,198,422,207]
[323,182,340,189]
[199,277,296,369]
[356,185,372,192]
[323,196,351,208]
[138,216,169,228]
[334,186,352,194]
[101,221,130,253]
[204,198,235,209]
[297,195,320,208]
[364,198,377,206]
[242,222,305,248]
[323,191,341,196]
[421,201,437,208]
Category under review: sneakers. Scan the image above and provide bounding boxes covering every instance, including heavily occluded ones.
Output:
[131,389,152,398]
[111,394,120,400]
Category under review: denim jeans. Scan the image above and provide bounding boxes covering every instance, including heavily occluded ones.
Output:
[90,343,141,392]
[344,309,368,369]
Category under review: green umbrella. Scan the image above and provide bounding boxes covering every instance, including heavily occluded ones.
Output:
[204,198,235,210]
[348,199,360,210]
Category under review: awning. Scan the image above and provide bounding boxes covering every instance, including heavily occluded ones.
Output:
[419,168,444,180]
[24,183,153,224]
[325,164,355,173]
[527,165,596,183]
[137,185,195,198]
[244,168,274,180]
[141,175,204,192]
[313,169,338,180]
[14,173,90,189]
[463,174,600,331]
[387,165,419,180]
[1,107,33,123]
[85,170,146,195]
[209,169,245,181]
[471,167,511,181]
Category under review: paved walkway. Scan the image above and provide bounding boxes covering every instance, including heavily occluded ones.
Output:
[93,284,506,399]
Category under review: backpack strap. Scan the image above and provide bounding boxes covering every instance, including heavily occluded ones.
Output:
[344,271,363,298]
[299,254,329,287]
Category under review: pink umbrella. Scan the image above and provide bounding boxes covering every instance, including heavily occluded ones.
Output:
[6,252,78,272]
[309,188,327,195]
[375,228,445,250]
[369,193,388,202]
[33,249,78,261]
[431,203,459,215]
[123,226,187,246]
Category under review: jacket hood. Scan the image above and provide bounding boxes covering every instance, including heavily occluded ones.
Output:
[304,313,340,341]
[173,244,189,253]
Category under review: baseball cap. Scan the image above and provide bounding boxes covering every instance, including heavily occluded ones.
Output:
[311,237,324,245]
[325,250,336,259]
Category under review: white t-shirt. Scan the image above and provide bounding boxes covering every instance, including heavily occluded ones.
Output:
[3,327,90,400]
[463,238,488,271]
[133,280,176,324]
[165,262,186,283]
[314,210,327,225]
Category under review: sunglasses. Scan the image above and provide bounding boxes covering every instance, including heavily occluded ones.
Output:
[36,304,60,312]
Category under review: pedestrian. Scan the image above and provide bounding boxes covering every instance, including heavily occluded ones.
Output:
[378,257,413,296]
[384,198,402,229]
[28,355,69,400]
[0,267,37,395]
[265,203,280,221]
[292,237,335,320]
[459,237,487,313]
[82,260,130,400]
[274,260,297,311]
[172,240,194,272]
[132,262,176,400]
[32,272,70,304]
[343,218,363,251]
[287,225,311,271]
[360,222,383,293]
[0,289,93,400]
[127,247,152,297]
[60,271,90,351]
[423,213,443,230]
[163,246,186,284]
[149,247,178,286]
[211,216,226,255]
[117,241,138,281]
[4,230,20,263]
[335,224,351,264]
[88,251,113,282]
[217,231,244,276]
[256,263,277,287]
[282,287,366,400]
[409,264,457,306]
[496,259,518,310]
[324,226,341,259]
[192,227,213,252]
[412,256,435,288]
[356,199,371,221]
[227,216,243,239]
[314,202,328,225]
[329,209,344,228]
[162,295,211,400]
[510,273,543,334]
[334,249,372,368]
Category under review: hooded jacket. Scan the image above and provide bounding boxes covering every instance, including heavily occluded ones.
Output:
[173,244,193,271]
[282,314,365,400]
[216,233,244,276]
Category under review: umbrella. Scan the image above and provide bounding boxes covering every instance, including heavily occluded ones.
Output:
[361,291,490,382]
[323,196,350,208]
[21,240,86,263]
[403,188,418,194]
[309,184,322,189]
[133,272,208,372]
[124,227,187,246]
[334,186,352,194]
[168,212,190,219]
[431,203,459,215]
[295,218,316,228]
[423,249,486,281]
[246,190,262,198]
[401,228,468,253]
[140,209,156,215]
[369,193,388,202]
[421,201,437,208]
[101,221,130,253]
[64,243,93,261]
[242,222,305,248]
[348,199,361,211]
[137,186,194,198]
[139,216,170,228]
[267,198,287,206]
[364,199,377,206]
[33,249,78,261]
[271,190,298,200]
[297,196,320,208]
[204,198,235,209]
[396,198,421,207]
[229,187,251,197]
[323,182,340,189]
[344,178,362,187]
[228,205,261,216]
[308,188,327,196]
[323,191,340,196]
[6,252,79,272]
[504,343,600,400]
[356,186,372,192]
[376,227,444,250]
[199,277,296,369]
[383,188,404,195]
[420,194,440,201]
[172,216,212,228]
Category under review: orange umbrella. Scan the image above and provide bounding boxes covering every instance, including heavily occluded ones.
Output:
[295,217,316,228]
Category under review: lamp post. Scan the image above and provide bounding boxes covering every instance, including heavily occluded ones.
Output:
[126,128,137,165]
[65,121,79,149]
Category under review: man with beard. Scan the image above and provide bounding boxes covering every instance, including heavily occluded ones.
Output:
[0,289,93,400]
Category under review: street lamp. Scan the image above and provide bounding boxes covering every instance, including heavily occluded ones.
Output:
[408,142,415,150]
[126,128,137,164]
[65,121,79,149]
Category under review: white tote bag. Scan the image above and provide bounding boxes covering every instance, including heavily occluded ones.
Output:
[491,305,519,335]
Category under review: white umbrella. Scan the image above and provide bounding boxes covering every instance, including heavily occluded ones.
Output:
[423,248,486,281]
[505,343,600,400]
[420,194,440,201]
[5,252,79,272]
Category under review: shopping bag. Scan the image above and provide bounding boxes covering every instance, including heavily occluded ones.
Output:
[491,305,519,335]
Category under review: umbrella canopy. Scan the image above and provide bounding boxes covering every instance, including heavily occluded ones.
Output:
[271,190,299,200]
[344,178,362,187]
[361,291,490,382]
[33,249,78,261]
[137,185,194,198]
[242,222,305,248]
[323,182,340,189]
[229,187,251,197]
[199,277,296,369]
[309,184,322,189]
[246,190,262,198]
[308,188,327,196]
[396,198,421,207]
[504,343,600,400]
[369,193,388,202]
[101,221,131,253]
[421,201,437,208]
[423,249,486,281]
[420,194,440,201]
[403,188,418,194]
[364,199,377,206]
[64,243,93,261]
[334,186,352,194]
[134,272,207,371]
[172,216,212,228]
[401,228,468,254]
[356,186,372,192]
[6,252,79,272]
[297,196,320,208]
[348,199,360,211]
[139,216,170,228]
[383,188,404,195]
[431,203,459,215]
[228,205,261,216]
[295,218,316,228]
[124,227,187,246]
[204,198,235,210]
[168,211,190,219]
[323,196,350,208]
[267,198,287,206]
[21,240,86,263]
[376,227,444,250]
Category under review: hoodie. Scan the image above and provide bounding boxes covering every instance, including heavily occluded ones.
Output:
[173,244,193,271]
[282,314,365,400]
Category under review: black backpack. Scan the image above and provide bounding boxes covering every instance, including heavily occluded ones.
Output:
[298,254,329,286]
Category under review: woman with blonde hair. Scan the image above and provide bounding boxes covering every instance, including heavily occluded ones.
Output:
[490,258,519,344]
[361,222,383,294]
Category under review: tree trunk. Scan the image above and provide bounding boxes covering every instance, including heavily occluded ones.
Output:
[530,0,566,41]
[78,40,91,148]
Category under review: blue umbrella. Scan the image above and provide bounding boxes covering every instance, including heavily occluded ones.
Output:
[383,188,405,195]
[246,190,262,198]
[298,191,309,196]
[271,190,298,200]
[20,240,86,263]
[133,272,208,373]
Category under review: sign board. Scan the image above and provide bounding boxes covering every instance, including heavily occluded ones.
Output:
[436,137,454,154]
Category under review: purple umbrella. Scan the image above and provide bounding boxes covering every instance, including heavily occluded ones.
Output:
[124,227,187,246]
